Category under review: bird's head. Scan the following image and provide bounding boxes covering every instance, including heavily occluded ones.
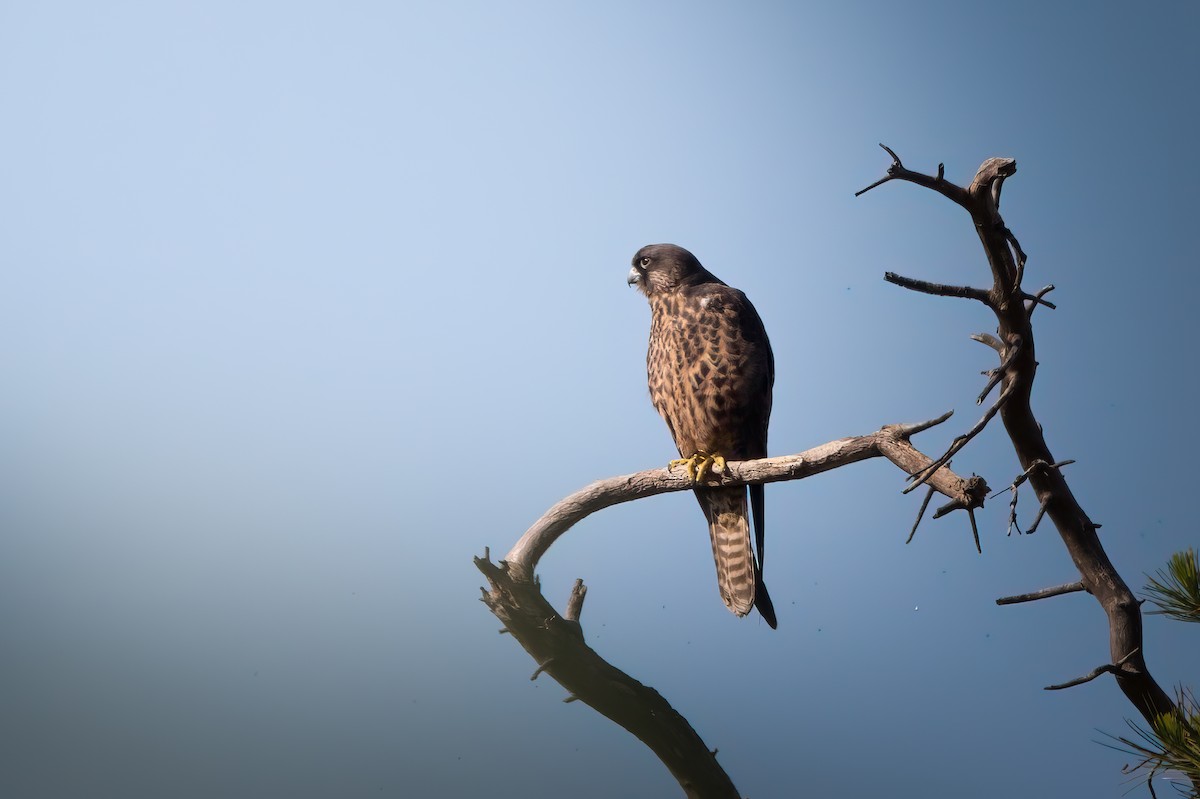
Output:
[627,243,713,297]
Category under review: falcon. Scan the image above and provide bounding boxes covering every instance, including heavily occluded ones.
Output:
[628,243,777,628]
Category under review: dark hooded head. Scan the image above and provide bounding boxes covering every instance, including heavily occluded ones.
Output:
[627,243,720,297]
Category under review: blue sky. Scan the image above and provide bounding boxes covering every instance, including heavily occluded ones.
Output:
[1,2,1197,797]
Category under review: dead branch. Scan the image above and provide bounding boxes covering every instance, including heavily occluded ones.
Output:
[904,376,1018,493]
[1026,497,1050,534]
[1045,648,1142,691]
[971,332,1004,352]
[996,581,1088,605]
[861,147,1179,745]
[990,460,1076,537]
[503,413,985,581]
[977,337,1025,405]
[855,143,971,210]
[1024,285,1057,314]
[478,413,986,797]
[931,493,984,553]
[884,271,991,305]
[907,485,936,544]
[564,578,587,622]
[476,555,741,799]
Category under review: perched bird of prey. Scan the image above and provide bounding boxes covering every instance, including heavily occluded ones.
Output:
[628,243,777,628]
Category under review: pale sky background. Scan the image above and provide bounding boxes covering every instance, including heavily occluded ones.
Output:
[2,2,1198,798]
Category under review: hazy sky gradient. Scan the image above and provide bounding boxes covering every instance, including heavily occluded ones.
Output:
[2,2,1197,797]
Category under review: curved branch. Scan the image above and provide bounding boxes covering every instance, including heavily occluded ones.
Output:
[1045,647,1142,691]
[476,557,741,799]
[479,413,986,797]
[505,413,985,580]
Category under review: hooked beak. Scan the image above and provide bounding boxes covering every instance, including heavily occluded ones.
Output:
[627,266,641,287]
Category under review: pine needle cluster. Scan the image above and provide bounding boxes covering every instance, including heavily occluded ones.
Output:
[1145,549,1200,624]
[1108,550,1200,797]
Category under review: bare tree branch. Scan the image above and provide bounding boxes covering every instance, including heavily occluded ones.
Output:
[1045,648,1142,691]
[971,332,1004,352]
[997,581,1088,605]
[861,146,1180,749]
[989,460,1076,537]
[907,485,936,544]
[904,376,1018,493]
[1026,497,1050,534]
[885,271,992,305]
[476,555,741,799]
[504,414,984,580]
[931,491,985,553]
[565,578,587,622]
[1023,285,1057,314]
[478,414,986,797]
[855,143,971,210]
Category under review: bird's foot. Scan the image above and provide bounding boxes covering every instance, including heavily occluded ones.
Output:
[668,451,727,483]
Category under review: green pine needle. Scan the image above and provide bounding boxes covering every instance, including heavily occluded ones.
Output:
[1104,689,1200,798]
[1145,549,1200,624]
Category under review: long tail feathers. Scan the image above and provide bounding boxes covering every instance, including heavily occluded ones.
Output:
[697,485,777,628]
[750,483,766,569]
[699,487,758,619]
[754,565,777,629]
[748,482,776,628]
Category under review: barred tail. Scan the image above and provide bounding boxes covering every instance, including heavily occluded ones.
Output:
[699,487,756,617]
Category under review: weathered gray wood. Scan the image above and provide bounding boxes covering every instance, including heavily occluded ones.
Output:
[476,556,741,799]
[479,415,984,797]
[504,414,984,581]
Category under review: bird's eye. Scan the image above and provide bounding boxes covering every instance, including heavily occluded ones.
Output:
[640,257,651,267]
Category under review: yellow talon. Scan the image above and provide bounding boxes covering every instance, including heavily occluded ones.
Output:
[668,451,727,483]
[668,456,694,478]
